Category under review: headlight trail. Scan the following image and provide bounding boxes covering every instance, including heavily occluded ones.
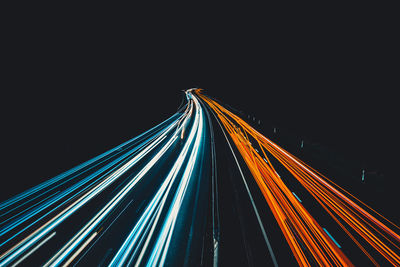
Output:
[0,91,214,266]
[0,94,211,266]
[0,117,180,266]
[109,93,205,266]
[0,112,181,238]
[196,90,400,266]
[0,113,181,214]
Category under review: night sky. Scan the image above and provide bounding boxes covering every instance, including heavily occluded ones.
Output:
[2,3,399,207]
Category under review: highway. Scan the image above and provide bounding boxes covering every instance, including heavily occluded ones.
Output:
[0,89,399,266]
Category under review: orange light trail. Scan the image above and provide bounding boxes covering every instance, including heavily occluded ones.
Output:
[196,90,400,266]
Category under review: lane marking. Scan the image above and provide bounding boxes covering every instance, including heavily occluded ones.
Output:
[210,107,279,267]
[323,228,341,248]
[292,192,302,203]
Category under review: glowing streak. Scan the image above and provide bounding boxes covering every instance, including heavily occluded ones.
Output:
[10,232,56,267]
[0,114,181,212]
[45,103,195,266]
[45,134,178,266]
[62,232,98,267]
[197,90,400,265]
[147,96,204,266]
[0,116,181,241]
[0,114,182,266]
[109,93,204,267]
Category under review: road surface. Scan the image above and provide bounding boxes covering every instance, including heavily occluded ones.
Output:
[0,89,399,266]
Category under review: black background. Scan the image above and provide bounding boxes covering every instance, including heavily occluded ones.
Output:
[1,3,399,204]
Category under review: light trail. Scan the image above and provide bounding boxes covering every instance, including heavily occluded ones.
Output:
[0,113,182,214]
[44,104,195,266]
[109,92,206,266]
[61,231,98,267]
[10,232,56,267]
[197,90,400,266]
[145,94,205,266]
[0,90,213,266]
[0,114,181,242]
[1,118,179,266]
[2,88,397,266]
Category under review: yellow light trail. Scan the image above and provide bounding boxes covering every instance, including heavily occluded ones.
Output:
[196,90,400,266]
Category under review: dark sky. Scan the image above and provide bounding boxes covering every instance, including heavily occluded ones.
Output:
[2,3,399,198]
